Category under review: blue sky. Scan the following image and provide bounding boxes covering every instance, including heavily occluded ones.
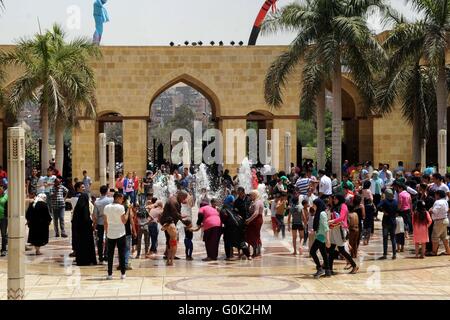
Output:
[0,0,416,45]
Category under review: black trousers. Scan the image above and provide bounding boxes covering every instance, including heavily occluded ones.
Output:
[107,236,126,276]
[0,218,7,252]
[96,225,107,261]
[328,244,356,271]
[310,239,329,270]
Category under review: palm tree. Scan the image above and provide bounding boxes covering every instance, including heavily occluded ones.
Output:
[380,0,450,173]
[377,10,437,166]
[0,24,99,174]
[263,0,387,178]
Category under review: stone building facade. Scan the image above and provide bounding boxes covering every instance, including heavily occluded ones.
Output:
[0,45,415,188]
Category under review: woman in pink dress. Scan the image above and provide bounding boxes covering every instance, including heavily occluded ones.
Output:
[196,199,222,261]
[412,200,432,259]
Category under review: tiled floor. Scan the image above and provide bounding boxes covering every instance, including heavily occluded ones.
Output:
[1,211,450,300]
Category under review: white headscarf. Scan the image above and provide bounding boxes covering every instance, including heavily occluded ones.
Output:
[33,193,47,208]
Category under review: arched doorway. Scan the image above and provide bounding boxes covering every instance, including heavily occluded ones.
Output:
[148,81,216,169]
[97,112,124,179]
[246,111,274,165]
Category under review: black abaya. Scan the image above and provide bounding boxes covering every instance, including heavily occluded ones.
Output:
[72,193,97,266]
[26,202,52,247]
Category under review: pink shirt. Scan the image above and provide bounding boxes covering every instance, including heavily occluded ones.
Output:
[331,203,349,229]
[198,205,221,231]
[398,191,412,211]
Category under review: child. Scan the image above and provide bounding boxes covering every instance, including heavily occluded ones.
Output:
[307,207,316,253]
[412,200,432,258]
[275,194,288,239]
[288,196,304,255]
[183,218,194,261]
[161,218,178,266]
[347,210,360,258]
[270,198,279,237]
[395,213,405,252]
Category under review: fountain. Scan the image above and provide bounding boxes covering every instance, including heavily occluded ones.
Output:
[238,157,253,194]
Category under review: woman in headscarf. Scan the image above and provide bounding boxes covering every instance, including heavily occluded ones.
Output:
[220,195,251,261]
[73,193,97,266]
[196,199,222,261]
[310,198,330,278]
[246,190,264,257]
[26,194,52,255]
[328,194,358,274]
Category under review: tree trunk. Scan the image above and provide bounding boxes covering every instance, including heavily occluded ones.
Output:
[316,85,326,170]
[40,104,50,174]
[332,55,343,179]
[436,64,448,174]
[55,116,65,175]
[412,110,421,166]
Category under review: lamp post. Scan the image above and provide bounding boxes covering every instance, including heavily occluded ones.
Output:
[7,127,26,300]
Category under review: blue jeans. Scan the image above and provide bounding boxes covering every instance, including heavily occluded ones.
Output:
[276,215,285,238]
[382,224,397,256]
[126,192,136,205]
[52,207,66,235]
[124,235,132,265]
[184,238,193,257]
[149,223,158,253]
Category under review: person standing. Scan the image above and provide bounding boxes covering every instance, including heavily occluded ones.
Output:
[430,190,450,256]
[104,193,128,280]
[26,168,39,198]
[26,194,52,255]
[69,182,85,258]
[377,189,398,260]
[93,185,113,263]
[148,199,162,257]
[49,179,68,238]
[116,173,124,194]
[397,183,413,237]
[246,190,264,258]
[82,170,92,196]
[196,199,222,261]
[132,171,139,205]
[413,200,432,258]
[123,172,135,205]
[318,170,332,200]
[72,193,97,266]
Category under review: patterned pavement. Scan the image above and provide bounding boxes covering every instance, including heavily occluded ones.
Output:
[0,210,449,300]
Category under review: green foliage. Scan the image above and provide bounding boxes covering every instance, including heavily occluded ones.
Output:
[25,130,40,170]
[297,110,332,147]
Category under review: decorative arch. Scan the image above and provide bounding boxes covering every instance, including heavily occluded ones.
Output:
[148,73,221,119]
[247,110,274,120]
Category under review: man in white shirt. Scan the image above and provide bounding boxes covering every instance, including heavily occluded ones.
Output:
[104,192,129,280]
[430,190,450,256]
[318,170,332,199]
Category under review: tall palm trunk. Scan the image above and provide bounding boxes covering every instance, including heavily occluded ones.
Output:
[316,85,326,170]
[55,115,65,175]
[332,55,343,179]
[40,104,50,173]
[412,109,421,165]
[436,64,448,174]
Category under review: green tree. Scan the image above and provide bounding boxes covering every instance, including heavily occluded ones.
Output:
[1,24,99,173]
[377,9,437,165]
[262,0,387,177]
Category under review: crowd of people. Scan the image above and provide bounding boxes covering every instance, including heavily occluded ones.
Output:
[4,157,450,280]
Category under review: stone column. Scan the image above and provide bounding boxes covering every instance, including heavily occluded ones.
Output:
[439,130,447,174]
[7,127,25,300]
[123,120,147,178]
[108,142,115,190]
[420,139,426,173]
[284,132,291,174]
[99,133,107,186]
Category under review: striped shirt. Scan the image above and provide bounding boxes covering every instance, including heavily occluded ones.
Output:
[50,185,68,209]
[295,178,311,195]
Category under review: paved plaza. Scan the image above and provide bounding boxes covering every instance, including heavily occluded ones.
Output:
[0,212,449,300]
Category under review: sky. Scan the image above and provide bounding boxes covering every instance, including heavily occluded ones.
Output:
[0,0,417,46]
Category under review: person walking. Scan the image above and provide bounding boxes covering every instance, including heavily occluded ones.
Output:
[309,198,330,278]
[93,185,113,263]
[25,193,52,255]
[104,193,128,280]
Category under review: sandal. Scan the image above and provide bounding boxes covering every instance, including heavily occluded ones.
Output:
[349,266,359,274]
